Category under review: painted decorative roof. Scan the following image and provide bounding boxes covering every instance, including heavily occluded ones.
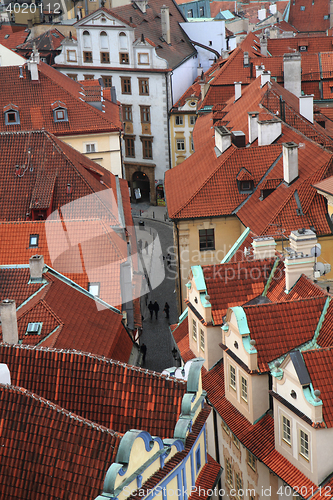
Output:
[0,343,187,438]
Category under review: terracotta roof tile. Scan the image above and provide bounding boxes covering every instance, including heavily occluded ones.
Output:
[267,272,327,302]
[0,384,122,500]
[0,25,29,49]
[16,28,65,52]
[288,0,330,32]
[188,455,222,500]
[0,343,187,438]
[244,297,327,371]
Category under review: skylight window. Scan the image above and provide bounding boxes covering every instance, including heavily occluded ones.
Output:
[26,322,42,335]
[300,5,305,10]
[88,282,100,297]
[29,234,39,247]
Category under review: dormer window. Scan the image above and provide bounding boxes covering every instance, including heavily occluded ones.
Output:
[51,101,68,123]
[4,104,20,125]
[26,322,42,335]
[240,180,253,191]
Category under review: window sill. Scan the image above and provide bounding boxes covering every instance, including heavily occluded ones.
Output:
[299,453,310,462]
[282,438,291,447]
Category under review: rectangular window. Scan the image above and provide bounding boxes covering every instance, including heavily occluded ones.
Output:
[175,115,183,125]
[247,450,256,471]
[282,416,291,444]
[241,376,248,402]
[102,75,112,87]
[187,9,193,17]
[195,446,201,473]
[100,52,110,63]
[140,106,150,123]
[200,328,205,351]
[176,139,185,151]
[83,51,93,63]
[199,228,215,251]
[235,473,243,499]
[222,421,230,435]
[226,458,233,487]
[233,434,240,449]
[29,234,39,248]
[142,138,152,159]
[199,6,205,16]
[88,282,100,297]
[83,74,94,80]
[67,50,77,62]
[125,137,135,157]
[230,365,236,390]
[5,110,20,125]
[67,74,78,81]
[190,133,194,151]
[123,105,132,122]
[26,322,42,335]
[120,52,129,64]
[190,115,196,125]
[138,53,149,65]
[121,77,131,94]
[138,78,149,95]
[85,143,96,153]
[192,318,197,341]
[300,430,309,459]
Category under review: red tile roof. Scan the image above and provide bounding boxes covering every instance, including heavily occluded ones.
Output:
[267,36,333,56]
[171,316,198,364]
[188,455,222,500]
[266,272,327,302]
[0,24,29,49]
[244,297,327,371]
[314,174,333,195]
[0,63,120,135]
[0,343,187,438]
[0,383,122,500]
[288,0,330,32]
[202,259,280,325]
[16,28,65,52]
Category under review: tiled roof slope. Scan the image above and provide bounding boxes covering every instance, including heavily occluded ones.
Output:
[16,28,65,52]
[314,175,333,195]
[202,259,279,325]
[288,0,330,32]
[0,24,29,49]
[188,454,222,500]
[106,0,196,70]
[203,360,317,498]
[267,273,327,302]
[0,130,119,222]
[243,297,327,372]
[0,266,133,360]
[170,316,202,366]
[267,36,333,56]
[0,384,122,500]
[0,63,120,135]
[316,300,333,347]
[0,344,187,438]
[303,348,333,427]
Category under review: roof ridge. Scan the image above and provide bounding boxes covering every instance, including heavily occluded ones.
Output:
[244,295,327,310]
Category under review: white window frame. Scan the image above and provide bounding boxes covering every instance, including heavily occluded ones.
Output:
[229,364,236,391]
[88,282,100,297]
[200,328,205,351]
[192,318,197,341]
[85,143,97,153]
[29,234,39,247]
[299,429,309,460]
[175,115,183,125]
[26,322,42,335]
[67,49,77,62]
[190,115,196,125]
[226,458,233,487]
[241,376,248,402]
[282,415,291,445]
[247,450,256,471]
[176,138,185,151]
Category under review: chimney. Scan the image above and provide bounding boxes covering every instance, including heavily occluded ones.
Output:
[258,118,281,146]
[283,52,301,97]
[260,35,268,56]
[231,131,246,147]
[0,364,11,385]
[248,111,259,143]
[252,236,277,259]
[299,95,314,123]
[284,229,317,291]
[256,64,265,78]
[28,43,40,82]
[161,5,171,44]
[330,0,333,27]
[258,7,266,20]
[283,142,298,184]
[29,255,45,282]
[269,3,277,14]
[215,126,232,156]
[261,70,271,86]
[243,51,249,67]
[234,81,242,101]
[0,300,18,345]
[199,71,207,101]
[27,18,33,28]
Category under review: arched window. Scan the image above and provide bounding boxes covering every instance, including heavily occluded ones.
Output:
[119,31,127,50]
[100,31,108,49]
[83,30,91,48]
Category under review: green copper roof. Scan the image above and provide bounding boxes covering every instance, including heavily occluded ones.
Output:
[230,306,250,335]
[221,227,250,263]
[191,266,207,292]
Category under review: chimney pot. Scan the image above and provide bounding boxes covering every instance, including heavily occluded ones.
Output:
[161,5,171,44]
[260,35,268,56]
[252,237,276,259]
[283,142,298,184]
[256,64,265,78]
[215,126,232,156]
[0,299,18,345]
[261,70,271,86]
[248,111,259,143]
[29,255,44,282]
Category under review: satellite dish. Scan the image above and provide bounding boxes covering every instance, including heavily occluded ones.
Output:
[311,245,321,257]
[314,262,325,276]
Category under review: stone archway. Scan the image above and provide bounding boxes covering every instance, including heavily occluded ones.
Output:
[125,163,156,205]
[132,171,150,202]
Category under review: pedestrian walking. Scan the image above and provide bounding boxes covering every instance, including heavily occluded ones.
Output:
[166,253,171,267]
[141,343,147,364]
[148,301,154,320]
[163,302,170,319]
[153,301,159,320]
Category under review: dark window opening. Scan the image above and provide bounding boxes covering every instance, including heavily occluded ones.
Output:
[199,229,215,251]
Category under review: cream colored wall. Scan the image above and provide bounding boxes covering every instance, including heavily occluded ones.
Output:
[177,216,244,312]
[0,45,26,66]
[62,132,122,177]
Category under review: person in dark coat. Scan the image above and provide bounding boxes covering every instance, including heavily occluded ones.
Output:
[141,343,147,364]
[163,302,170,319]
[153,301,159,319]
[148,301,154,320]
